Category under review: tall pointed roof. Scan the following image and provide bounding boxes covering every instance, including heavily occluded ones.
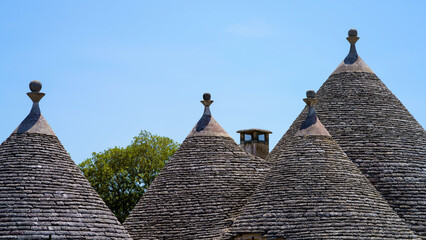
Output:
[227,91,418,239]
[0,81,131,239]
[124,93,269,240]
[269,29,426,238]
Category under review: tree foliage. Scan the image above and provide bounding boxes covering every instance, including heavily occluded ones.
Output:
[79,130,179,223]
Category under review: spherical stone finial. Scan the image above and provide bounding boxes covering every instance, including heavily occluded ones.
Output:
[348,29,358,37]
[29,80,42,92]
[203,93,211,101]
[306,90,316,98]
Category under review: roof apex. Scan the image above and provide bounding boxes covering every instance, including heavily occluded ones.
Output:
[295,118,331,137]
[295,90,331,137]
[187,93,230,138]
[13,81,55,136]
[331,29,374,75]
[332,56,374,75]
[187,116,230,138]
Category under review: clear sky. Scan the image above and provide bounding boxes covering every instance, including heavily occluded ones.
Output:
[1,1,425,164]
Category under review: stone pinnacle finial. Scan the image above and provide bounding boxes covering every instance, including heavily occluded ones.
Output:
[344,28,359,64]
[348,29,358,37]
[196,93,214,132]
[201,93,213,107]
[14,80,55,135]
[347,28,359,44]
[296,90,331,136]
[29,80,42,92]
[299,90,318,130]
[27,80,45,103]
[303,90,318,107]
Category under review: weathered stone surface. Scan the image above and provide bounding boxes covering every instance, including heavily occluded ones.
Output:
[294,117,330,137]
[124,135,269,240]
[187,116,230,138]
[227,135,419,239]
[0,133,132,239]
[13,103,55,136]
[332,57,374,74]
[269,71,426,238]
[125,95,268,240]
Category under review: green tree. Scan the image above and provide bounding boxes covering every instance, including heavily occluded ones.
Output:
[79,130,179,223]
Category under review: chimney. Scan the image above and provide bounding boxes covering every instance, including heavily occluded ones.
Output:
[236,129,272,159]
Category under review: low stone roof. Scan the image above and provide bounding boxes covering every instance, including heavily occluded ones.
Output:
[227,93,418,239]
[0,81,131,239]
[124,94,269,240]
[228,134,418,239]
[268,29,426,238]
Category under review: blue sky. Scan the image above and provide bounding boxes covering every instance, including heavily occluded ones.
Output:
[1,1,425,164]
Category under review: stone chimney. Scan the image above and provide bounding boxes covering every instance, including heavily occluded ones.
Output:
[236,129,272,159]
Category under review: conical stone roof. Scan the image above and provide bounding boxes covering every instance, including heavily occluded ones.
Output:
[0,81,131,239]
[269,29,426,238]
[227,91,419,240]
[124,93,269,240]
